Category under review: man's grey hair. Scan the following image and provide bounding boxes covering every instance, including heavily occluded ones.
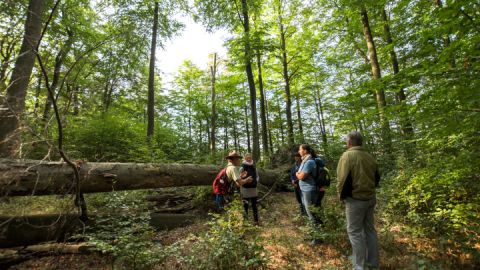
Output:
[347,131,363,146]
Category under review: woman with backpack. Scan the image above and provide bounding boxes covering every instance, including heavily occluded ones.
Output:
[240,153,260,225]
[296,144,321,225]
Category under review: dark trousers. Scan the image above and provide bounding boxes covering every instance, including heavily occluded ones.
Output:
[315,191,325,208]
[242,197,259,222]
[294,186,306,215]
[314,191,325,225]
[215,194,225,209]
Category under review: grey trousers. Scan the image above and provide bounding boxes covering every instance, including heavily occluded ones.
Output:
[345,197,379,270]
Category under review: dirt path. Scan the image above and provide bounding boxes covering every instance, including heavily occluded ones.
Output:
[257,191,450,270]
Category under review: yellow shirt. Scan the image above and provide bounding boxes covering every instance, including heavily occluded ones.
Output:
[225,162,241,184]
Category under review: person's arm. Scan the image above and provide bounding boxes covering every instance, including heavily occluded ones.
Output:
[296,160,313,180]
[336,154,350,200]
[375,170,380,187]
[290,166,297,183]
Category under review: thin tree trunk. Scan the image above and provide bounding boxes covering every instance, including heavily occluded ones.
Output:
[244,104,251,153]
[294,92,304,143]
[265,97,274,153]
[241,0,260,161]
[0,36,18,93]
[360,7,392,154]
[147,1,159,140]
[42,30,73,121]
[233,121,238,151]
[380,8,414,140]
[256,49,269,157]
[435,0,456,68]
[0,0,46,158]
[277,97,285,145]
[33,72,41,117]
[278,11,294,146]
[224,125,228,150]
[72,86,79,116]
[103,81,113,112]
[210,53,217,156]
[313,84,327,150]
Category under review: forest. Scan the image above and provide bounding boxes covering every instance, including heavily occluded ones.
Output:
[0,0,479,269]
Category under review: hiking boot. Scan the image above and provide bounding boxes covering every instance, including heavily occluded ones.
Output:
[309,239,323,245]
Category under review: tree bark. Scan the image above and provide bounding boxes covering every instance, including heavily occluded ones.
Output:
[256,49,269,157]
[0,213,196,249]
[42,30,73,121]
[0,214,82,248]
[278,12,295,146]
[72,85,79,115]
[312,82,327,150]
[0,159,283,196]
[244,104,251,153]
[294,92,304,143]
[0,0,46,158]
[435,0,456,68]
[360,7,392,154]
[277,96,285,145]
[147,1,159,140]
[33,72,41,117]
[209,53,217,156]
[380,8,414,139]
[241,0,260,161]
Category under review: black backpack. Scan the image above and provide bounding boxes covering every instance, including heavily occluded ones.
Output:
[241,163,258,188]
[314,159,331,188]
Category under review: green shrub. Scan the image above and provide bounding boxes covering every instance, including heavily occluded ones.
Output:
[169,199,269,270]
[81,191,167,270]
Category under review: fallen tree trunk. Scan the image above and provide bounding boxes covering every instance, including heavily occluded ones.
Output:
[0,243,92,268]
[0,214,82,248]
[0,212,197,248]
[0,159,285,196]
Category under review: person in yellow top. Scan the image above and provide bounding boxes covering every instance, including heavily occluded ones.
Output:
[336,131,380,270]
[225,150,252,189]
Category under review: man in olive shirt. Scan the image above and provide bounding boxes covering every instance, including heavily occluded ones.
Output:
[225,151,252,188]
[337,132,380,270]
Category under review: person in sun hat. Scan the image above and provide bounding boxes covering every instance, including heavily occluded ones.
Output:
[225,150,253,190]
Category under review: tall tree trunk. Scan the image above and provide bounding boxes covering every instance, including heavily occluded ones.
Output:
[256,49,269,157]
[210,53,217,156]
[435,0,456,68]
[278,12,294,146]
[265,97,274,152]
[42,30,73,121]
[147,1,159,140]
[0,0,46,158]
[33,72,41,117]
[360,7,392,154]
[241,0,260,161]
[224,125,228,150]
[380,8,414,140]
[244,104,251,153]
[277,96,285,145]
[294,92,304,143]
[103,81,114,112]
[313,83,327,151]
[233,121,238,151]
[72,86,79,116]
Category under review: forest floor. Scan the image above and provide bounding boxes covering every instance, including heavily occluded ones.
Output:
[7,191,478,270]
